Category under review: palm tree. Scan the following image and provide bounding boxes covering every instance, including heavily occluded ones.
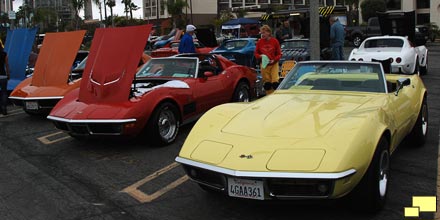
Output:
[33,8,58,32]
[166,0,188,29]
[103,0,107,20]
[16,4,33,27]
[106,0,116,26]
[129,2,140,19]
[71,0,85,30]
[121,0,130,18]
[93,0,103,21]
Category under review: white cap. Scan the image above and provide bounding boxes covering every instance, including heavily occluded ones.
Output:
[186,24,196,32]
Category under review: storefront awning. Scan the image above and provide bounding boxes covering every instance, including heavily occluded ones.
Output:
[260,6,337,21]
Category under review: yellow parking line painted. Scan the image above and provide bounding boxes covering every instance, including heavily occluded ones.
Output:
[37,131,71,145]
[121,162,189,203]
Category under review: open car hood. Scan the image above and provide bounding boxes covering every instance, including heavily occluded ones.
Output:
[79,25,152,104]
[377,10,415,43]
[4,28,38,90]
[31,30,86,87]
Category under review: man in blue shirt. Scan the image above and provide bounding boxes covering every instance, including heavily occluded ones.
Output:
[178,24,196,54]
[329,17,345,60]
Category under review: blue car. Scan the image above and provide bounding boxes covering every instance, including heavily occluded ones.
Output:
[210,38,257,68]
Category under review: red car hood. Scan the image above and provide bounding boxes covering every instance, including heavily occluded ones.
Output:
[79,25,152,104]
[32,30,86,87]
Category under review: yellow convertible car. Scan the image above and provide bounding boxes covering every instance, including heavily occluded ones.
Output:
[176,61,428,211]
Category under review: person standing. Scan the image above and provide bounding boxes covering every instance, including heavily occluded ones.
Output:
[329,16,345,60]
[0,45,10,115]
[178,24,196,54]
[254,25,282,95]
[279,20,292,44]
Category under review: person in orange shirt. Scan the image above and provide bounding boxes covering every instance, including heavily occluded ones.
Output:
[254,25,282,95]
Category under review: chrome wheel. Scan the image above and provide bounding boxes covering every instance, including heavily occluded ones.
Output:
[157,107,178,141]
[353,36,362,47]
[233,82,250,102]
[421,103,428,136]
[378,150,390,197]
[237,87,250,102]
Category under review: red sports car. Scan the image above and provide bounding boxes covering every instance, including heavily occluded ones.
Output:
[9,30,86,115]
[151,40,217,57]
[48,53,257,145]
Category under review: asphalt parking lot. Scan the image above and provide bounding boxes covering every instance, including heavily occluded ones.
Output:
[0,42,439,220]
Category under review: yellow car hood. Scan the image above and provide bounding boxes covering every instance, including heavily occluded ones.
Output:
[221,93,376,139]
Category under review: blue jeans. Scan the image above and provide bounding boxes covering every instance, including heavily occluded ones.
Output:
[0,78,7,113]
[331,45,344,60]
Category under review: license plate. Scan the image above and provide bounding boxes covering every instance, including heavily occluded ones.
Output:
[227,177,264,200]
[25,101,39,110]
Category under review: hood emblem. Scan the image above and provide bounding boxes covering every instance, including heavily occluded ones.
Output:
[239,154,253,159]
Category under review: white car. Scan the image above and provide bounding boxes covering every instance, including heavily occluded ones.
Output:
[349,36,428,75]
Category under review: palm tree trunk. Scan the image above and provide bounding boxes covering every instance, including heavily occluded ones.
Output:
[104,0,107,20]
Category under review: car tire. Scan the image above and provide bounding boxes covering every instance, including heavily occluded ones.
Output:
[409,97,428,146]
[232,81,250,102]
[353,35,362,47]
[146,102,180,146]
[420,56,428,75]
[413,59,419,74]
[349,136,390,213]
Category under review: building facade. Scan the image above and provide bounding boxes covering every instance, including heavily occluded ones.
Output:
[358,0,440,26]
[32,0,74,24]
[142,0,217,26]
[142,0,439,28]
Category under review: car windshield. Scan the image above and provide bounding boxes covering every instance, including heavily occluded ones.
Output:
[279,62,386,93]
[220,40,249,50]
[73,57,87,70]
[364,38,403,48]
[136,58,197,78]
[281,40,309,49]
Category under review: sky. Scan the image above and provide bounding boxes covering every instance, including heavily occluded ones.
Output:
[12,0,143,20]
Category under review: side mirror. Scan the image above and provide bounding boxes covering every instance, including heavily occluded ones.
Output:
[204,71,215,77]
[395,78,411,96]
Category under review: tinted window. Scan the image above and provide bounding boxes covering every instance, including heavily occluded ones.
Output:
[364,39,403,48]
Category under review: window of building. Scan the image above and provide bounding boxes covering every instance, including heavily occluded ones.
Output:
[335,0,344,5]
[245,0,256,3]
[272,0,281,3]
[387,0,402,10]
[417,0,430,9]
[152,7,157,16]
[259,0,268,3]
[386,0,401,10]
[294,0,305,4]
[417,13,430,25]
[160,1,165,15]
